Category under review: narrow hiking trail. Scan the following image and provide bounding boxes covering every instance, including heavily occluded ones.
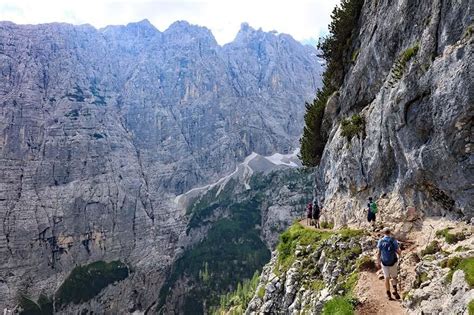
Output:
[298,219,419,315]
[355,271,405,315]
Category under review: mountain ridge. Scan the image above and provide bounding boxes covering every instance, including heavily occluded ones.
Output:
[0,18,322,311]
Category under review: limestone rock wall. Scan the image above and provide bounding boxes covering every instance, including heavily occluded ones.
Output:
[0,20,322,309]
[315,0,473,226]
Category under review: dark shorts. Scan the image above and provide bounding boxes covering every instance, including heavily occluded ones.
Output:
[368,211,376,222]
[313,211,320,220]
[307,213,312,219]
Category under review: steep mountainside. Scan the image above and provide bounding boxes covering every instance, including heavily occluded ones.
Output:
[227,0,473,314]
[314,0,472,224]
[0,20,322,310]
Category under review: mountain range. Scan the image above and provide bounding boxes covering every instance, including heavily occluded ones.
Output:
[0,19,322,312]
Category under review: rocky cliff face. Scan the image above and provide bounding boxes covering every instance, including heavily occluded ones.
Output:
[315,0,473,227]
[236,0,474,314]
[0,20,322,310]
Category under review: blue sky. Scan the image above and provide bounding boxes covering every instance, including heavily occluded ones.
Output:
[0,0,340,45]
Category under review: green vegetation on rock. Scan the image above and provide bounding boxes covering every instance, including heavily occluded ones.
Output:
[468,299,474,315]
[388,43,419,87]
[320,221,335,229]
[356,255,376,271]
[212,271,260,315]
[421,240,440,256]
[341,114,365,141]
[277,223,332,270]
[55,260,129,308]
[18,294,52,315]
[322,296,354,315]
[455,246,469,252]
[436,228,466,244]
[445,257,474,287]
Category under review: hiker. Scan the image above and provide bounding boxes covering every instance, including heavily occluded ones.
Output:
[367,197,377,229]
[377,227,401,300]
[306,202,313,226]
[312,199,321,228]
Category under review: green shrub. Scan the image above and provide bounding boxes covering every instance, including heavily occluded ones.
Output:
[436,228,466,244]
[414,272,430,289]
[351,49,360,62]
[55,260,129,308]
[455,246,469,252]
[469,299,474,315]
[388,43,420,87]
[357,255,376,271]
[322,296,354,315]
[445,257,474,287]
[457,258,474,287]
[446,232,466,244]
[257,286,265,299]
[310,280,326,292]
[420,240,440,256]
[341,114,365,141]
[321,221,335,229]
[400,44,420,64]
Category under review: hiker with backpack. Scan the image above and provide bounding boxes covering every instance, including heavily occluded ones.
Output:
[312,199,321,228]
[306,202,313,226]
[377,227,401,300]
[367,197,377,229]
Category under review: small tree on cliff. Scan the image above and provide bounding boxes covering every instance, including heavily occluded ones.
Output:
[299,0,364,167]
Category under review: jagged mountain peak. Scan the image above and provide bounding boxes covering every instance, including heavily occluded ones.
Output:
[163,20,218,45]
[101,19,160,39]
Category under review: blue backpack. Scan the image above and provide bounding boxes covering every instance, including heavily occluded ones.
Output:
[379,237,398,266]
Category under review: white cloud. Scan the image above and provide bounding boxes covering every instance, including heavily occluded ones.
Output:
[0,0,340,44]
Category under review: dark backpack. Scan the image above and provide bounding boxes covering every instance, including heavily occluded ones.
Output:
[379,237,398,266]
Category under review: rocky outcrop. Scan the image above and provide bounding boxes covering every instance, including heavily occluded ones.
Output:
[315,0,473,227]
[244,225,369,314]
[402,222,473,314]
[0,20,322,310]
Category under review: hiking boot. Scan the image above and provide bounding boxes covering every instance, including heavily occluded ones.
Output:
[386,291,393,300]
[392,291,400,300]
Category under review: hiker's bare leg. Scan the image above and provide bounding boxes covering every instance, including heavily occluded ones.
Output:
[390,277,398,289]
[385,278,390,291]
[391,276,400,298]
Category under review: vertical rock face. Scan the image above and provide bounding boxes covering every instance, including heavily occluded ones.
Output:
[315,0,473,226]
[0,20,322,309]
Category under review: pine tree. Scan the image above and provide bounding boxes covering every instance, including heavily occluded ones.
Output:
[299,0,364,167]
